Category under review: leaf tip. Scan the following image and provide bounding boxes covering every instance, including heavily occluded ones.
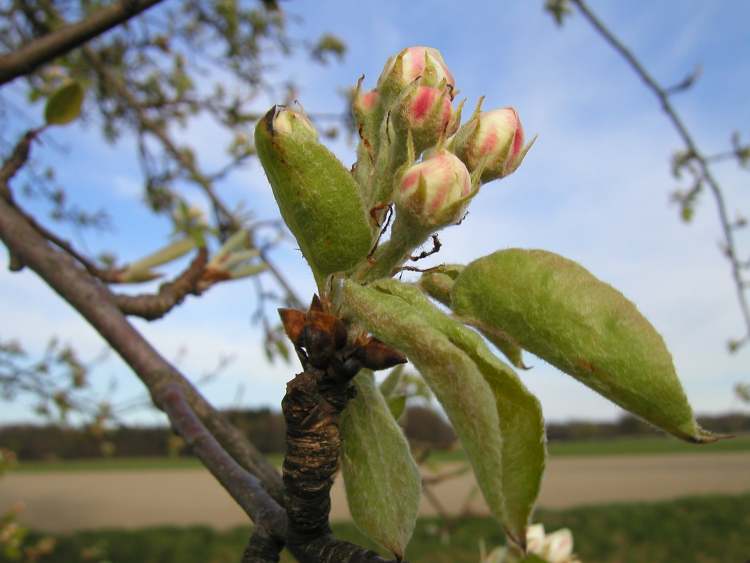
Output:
[687,427,734,444]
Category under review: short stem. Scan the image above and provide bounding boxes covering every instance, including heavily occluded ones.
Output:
[356,212,430,283]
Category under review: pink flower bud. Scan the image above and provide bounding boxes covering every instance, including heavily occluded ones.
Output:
[454,107,530,182]
[352,88,381,144]
[354,89,380,115]
[378,46,455,98]
[394,85,459,155]
[397,149,472,227]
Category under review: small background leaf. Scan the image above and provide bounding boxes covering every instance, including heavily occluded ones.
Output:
[44,81,85,126]
[379,365,404,398]
[340,370,421,559]
[379,366,407,419]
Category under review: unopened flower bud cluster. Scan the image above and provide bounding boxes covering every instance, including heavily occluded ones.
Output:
[353,45,532,230]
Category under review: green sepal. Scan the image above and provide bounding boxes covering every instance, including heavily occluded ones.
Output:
[255,106,374,284]
[503,135,538,178]
[342,279,546,548]
[44,80,85,126]
[448,96,483,154]
[340,370,421,559]
[451,249,723,443]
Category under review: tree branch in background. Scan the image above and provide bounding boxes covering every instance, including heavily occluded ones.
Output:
[1,131,183,284]
[565,0,750,351]
[80,45,304,309]
[0,190,284,503]
[0,0,166,86]
[158,383,287,537]
[114,247,208,320]
[0,129,40,188]
[12,196,146,282]
[7,0,305,310]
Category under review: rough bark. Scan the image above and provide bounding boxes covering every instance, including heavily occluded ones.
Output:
[279,304,405,563]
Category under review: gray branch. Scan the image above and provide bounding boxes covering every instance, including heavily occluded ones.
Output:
[0,192,284,504]
[571,0,750,347]
[0,0,166,86]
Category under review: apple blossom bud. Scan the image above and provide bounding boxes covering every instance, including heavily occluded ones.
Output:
[352,86,382,146]
[453,107,532,183]
[393,85,460,156]
[353,88,380,119]
[396,149,472,228]
[525,524,547,556]
[377,46,455,99]
[543,528,575,563]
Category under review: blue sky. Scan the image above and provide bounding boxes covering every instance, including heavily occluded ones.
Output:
[2,1,749,425]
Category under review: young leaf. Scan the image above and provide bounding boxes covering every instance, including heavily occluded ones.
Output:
[417,264,464,305]
[368,279,545,545]
[467,319,527,370]
[44,81,85,126]
[419,269,527,369]
[340,370,421,559]
[343,280,546,547]
[255,107,374,284]
[452,249,719,443]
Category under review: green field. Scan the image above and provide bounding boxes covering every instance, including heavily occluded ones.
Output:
[7,493,749,563]
[427,433,750,463]
[547,432,750,457]
[12,434,749,473]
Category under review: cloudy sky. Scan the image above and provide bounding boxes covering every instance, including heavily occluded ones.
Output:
[2,1,749,425]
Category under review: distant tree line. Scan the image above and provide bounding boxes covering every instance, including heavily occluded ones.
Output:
[545,412,750,441]
[2,409,748,461]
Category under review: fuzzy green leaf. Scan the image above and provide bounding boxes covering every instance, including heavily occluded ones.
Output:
[44,81,85,126]
[340,370,420,558]
[419,269,527,369]
[452,249,719,443]
[417,264,464,305]
[255,107,373,283]
[343,279,546,547]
